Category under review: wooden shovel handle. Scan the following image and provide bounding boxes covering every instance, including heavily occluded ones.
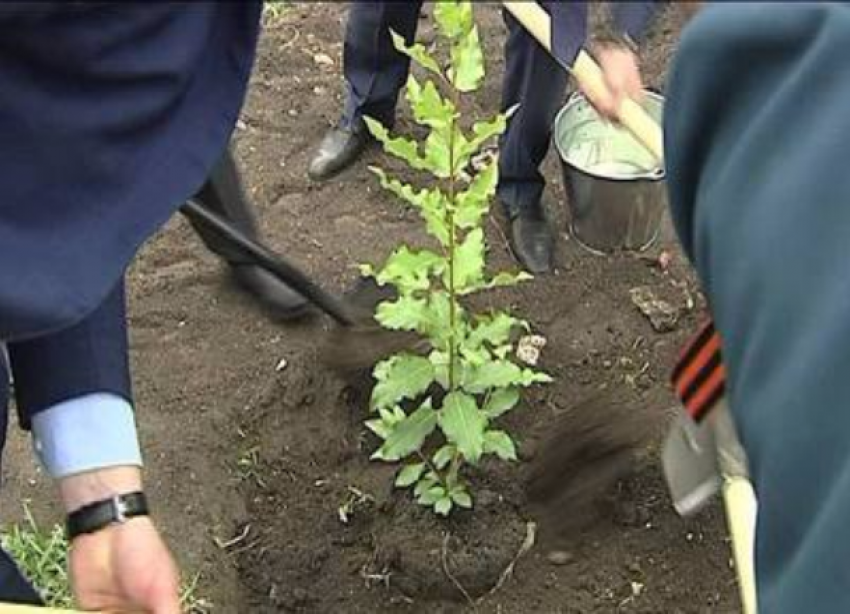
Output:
[723,477,759,614]
[500,1,665,163]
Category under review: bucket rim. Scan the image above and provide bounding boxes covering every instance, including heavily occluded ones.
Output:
[553,91,666,182]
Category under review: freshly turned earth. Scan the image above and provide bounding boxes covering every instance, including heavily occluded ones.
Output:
[2,4,737,613]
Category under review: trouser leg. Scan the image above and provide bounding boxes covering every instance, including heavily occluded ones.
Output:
[0,353,43,606]
[187,146,259,265]
[497,4,569,219]
[341,0,424,129]
[0,549,42,605]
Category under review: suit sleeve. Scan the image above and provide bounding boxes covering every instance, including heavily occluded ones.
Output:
[7,279,132,428]
[547,1,589,67]
[611,2,662,43]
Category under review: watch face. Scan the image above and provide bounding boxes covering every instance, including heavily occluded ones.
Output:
[662,413,721,517]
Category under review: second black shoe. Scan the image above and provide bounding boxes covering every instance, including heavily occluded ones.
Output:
[308,123,372,181]
[508,213,554,275]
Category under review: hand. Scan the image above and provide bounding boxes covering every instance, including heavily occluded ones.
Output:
[581,43,644,122]
[59,467,181,614]
[70,518,180,614]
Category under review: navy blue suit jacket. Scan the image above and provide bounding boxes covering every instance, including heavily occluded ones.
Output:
[0,3,261,342]
[0,3,261,459]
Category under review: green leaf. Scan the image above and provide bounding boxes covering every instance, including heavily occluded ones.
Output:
[423,130,452,178]
[390,30,443,76]
[373,399,438,461]
[438,391,487,464]
[519,369,554,386]
[450,488,473,509]
[418,485,446,506]
[457,113,510,162]
[463,360,522,394]
[445,228,485,291]
[460,270,534,295]
[470,113,509,151]
[371,356,436,410]
[420,292,461,349]
[484,430,518,461]
[370,168,450,246]
[406,75,455,130]
[449,26,484,92]
[433,445,456,470]
[395,462,427,488]
[364,117,431,172]
[414,473,439,497]
[365,418,391,440]
[459,345,490,368]
[376,295,429,331]
[455,159,497,229]
[433,1,473,39]
[483,387,520,419]
[377,246,444,293]
[467,313,520,350]
[434,497,453,516]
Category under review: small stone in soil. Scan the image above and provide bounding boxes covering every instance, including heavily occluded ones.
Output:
[546,550,575,566]
[629,286,679,332]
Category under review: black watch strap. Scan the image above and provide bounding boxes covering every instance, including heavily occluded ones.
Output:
[66,491,149,540]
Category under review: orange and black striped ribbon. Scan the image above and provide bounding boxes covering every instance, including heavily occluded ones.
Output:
[671,320,726,423]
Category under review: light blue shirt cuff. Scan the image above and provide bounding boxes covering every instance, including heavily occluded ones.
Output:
[30,392,143,479]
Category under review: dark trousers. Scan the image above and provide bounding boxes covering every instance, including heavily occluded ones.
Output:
[185,147,259,265]
[0,550,41,605]
[1,357,42,605]
[341,1,568,218]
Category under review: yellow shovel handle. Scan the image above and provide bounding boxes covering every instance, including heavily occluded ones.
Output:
[500,1,665,163]
[723,474,759,614]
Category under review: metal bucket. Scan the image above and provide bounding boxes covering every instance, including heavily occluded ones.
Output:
[553,91,666,254]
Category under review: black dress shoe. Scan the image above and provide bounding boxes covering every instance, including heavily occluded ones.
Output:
[308,124,372,181]
[230,264,311,321]
[508,214,554,274]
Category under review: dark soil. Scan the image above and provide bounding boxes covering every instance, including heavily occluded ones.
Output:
[0,3,738,613]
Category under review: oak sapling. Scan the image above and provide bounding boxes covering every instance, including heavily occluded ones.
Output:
[360,0,551,516]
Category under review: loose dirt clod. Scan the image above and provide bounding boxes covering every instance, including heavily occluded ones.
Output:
[524,391,654,541]
[318,277,428,375]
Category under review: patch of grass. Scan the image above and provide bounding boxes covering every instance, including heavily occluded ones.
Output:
[1,505,212,612]
[0,505,72,608]
[262,1,290,27]
[235,445,266,488]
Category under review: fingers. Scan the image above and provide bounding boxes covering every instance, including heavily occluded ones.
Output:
[586,46,644,123]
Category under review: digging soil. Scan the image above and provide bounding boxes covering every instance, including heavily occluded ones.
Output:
[0,3,738,613]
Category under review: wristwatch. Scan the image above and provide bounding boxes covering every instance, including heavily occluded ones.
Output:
[66,491,149,540]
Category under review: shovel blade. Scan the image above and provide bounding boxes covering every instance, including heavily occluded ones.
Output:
[662,412,722,516]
